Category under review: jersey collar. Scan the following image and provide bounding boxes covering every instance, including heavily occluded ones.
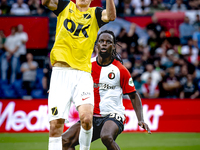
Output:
[96,56,114,67]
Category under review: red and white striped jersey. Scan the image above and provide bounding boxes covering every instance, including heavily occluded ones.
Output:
[142,83,159,97]
[91,57,136,121]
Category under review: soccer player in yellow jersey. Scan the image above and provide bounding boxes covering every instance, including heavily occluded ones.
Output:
[42,0,116,150]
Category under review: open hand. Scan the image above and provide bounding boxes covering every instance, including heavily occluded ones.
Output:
[138,121,151,134]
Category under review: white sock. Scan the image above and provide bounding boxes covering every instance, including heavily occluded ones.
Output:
[48,136,62,150]
[79,126,93,150]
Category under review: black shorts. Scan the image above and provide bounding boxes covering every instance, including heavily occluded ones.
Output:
[92,113,124,140]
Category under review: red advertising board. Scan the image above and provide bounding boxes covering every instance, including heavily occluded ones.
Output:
[154,12,185,36]
[0,17,49,49]
[71,0,101,7]
[124,16,152,28]
[0,99,200,133]
[124,12,185,37]
[124,99,200,132]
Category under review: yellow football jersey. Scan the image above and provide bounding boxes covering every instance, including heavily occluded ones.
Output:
[50,0,107,73]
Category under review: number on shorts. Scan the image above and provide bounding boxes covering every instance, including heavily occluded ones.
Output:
[115,114,121,121]
[109,113,122,121]
[109,113,115,118]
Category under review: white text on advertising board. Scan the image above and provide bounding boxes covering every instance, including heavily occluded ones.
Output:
[0,102,163,132]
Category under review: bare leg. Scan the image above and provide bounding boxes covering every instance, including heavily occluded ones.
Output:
[62,122,81,150]
[78,104,93,130]
[49,119,65,137]
[78,104,93,150]
[62,118,101,150]
[49,119,65,150]
[100,120,120,150]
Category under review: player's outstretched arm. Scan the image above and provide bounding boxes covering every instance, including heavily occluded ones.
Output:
[42,0,58,11]
[128,92,151,134]
[101,0,116,22]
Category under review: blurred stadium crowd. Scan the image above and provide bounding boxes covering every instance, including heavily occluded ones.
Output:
[1,0,200,99]
[1,0,200,16]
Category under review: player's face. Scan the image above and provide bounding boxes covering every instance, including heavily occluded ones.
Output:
[76,0,91,7]
[97,33,114,59]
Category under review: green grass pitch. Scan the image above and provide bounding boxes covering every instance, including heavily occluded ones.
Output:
[0,133,200,150]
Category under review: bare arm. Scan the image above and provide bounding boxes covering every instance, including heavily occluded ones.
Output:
[162,82,172,91]
[21,67,29,73]
[143,91,159,99]
[41,0,58,11]
[129,92,144,121]
[4,45,19,55]
[21,40,27,44]
[101,0,116,22]
[179,91,184,99]
[190,91,199,99]
[162,81,180,91]
[28,62,37,70]
[10,46,19,55]
[127,23,136,37]
[21,35,28,44]
[153,91,159,98]
[143,92,149,98]
[128,92,151,134]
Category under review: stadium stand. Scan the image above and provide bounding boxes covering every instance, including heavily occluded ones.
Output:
[1,0,200,99]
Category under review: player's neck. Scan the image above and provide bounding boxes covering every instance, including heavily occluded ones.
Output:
[98,56,113,66]
[76,4,90,12]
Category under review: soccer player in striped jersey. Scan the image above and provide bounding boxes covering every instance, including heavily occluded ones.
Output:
[42,0,116,150]
[62,30,151,150]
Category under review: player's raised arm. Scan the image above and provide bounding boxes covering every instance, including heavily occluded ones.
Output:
[101,0,116,22]
[42,0,58,11]
[128,92,151,134]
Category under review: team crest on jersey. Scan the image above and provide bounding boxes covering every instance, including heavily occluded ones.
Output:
[129,78,134,87]
[108,72,115,79]
[69,9,74,13]
[51,107,58,116]
[84,14,91,19]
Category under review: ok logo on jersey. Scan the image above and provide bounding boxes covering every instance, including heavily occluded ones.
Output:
[64,19,90,38]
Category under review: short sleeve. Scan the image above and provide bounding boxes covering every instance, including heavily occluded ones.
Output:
[22,33,28,41]
[95,7,108,28]
[193,32,198,41]
[33,61,38,68]
[120,67,136,94]
[16,40,21,47]
[53,0,70,16]
[21,63,27,70]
